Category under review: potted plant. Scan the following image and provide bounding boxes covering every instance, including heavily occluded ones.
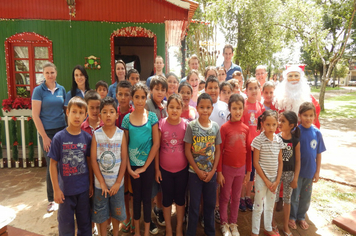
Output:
[2,97,32,117]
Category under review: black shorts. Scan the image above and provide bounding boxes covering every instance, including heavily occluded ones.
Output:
[160,166,188,207]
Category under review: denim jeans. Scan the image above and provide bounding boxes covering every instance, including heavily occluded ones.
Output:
[290,177,313,221]
[186,172,216,236]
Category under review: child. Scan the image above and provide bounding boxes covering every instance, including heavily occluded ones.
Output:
[121,82,160,236]
[81,90,104,136]
[166,72,179,99]
[187,70,200,108]
[272,111,301,236]
[228,79,247,99]
[240,78,265,211]
[146,75,168,120]
[178,82,198,121]
[251,110,284,236]
[219,81,233,104]
[217,94,252,236]
[96,80,108,99]
[204,66,218,80]
[91,97,127,236]
[289,102,326,231]
[205,76,229,127]
[184,93,222,236]
[217,66,227,83]
[232,71,245,93]
[127,69,140,87]
[199,79,206,92]
[155,94,188,236]
[262,81,277,110]
[49,96,92,236]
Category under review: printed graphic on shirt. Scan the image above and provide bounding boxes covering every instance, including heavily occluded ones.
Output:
[99,151,116,172]
[227,133,247,148]
[310,139,317,149]
[62,142,87,176]
[248,111,257,126]
[129,148,146,166]
[282,142,293,161]
[162,131,183,153]
[218,110,227,120]
[191,128,216,172]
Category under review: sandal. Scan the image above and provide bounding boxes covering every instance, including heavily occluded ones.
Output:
[288,220,297,230]
[130,223,135,234]
[298,220,309,230]
[272,225,279,234]
[121,217,131,233]
[283,231,293,236]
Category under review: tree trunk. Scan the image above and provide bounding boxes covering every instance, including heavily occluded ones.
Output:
[319,79,327,111]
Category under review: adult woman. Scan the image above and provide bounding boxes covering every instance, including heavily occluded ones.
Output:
[32,62,66,212]
[64,65,90,106]
[186,70,200,108]
[108,60,126,104]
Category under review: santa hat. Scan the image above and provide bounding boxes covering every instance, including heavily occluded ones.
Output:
[283,65,305,80]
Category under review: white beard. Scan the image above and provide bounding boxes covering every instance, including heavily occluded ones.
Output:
[274,77,311,114]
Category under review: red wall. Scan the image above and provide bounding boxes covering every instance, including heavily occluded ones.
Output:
[0,0,188,23]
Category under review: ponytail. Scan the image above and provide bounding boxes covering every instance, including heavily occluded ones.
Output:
[291,125,300,138]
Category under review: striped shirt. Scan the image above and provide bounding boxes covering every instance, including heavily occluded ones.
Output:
[94,127,124,189]
[251,131,284,181]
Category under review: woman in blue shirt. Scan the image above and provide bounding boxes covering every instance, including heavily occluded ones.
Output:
[108,60,126,104]
[32,62,66,213]
[64,65,90,106]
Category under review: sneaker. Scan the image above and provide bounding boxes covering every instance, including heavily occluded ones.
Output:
[150,221,158,235]
[245,198,253,211]
[229,223,240,236]
[239,198,247,212]
[200,216,205,228]
[215,206,221,223]
[276,197,283,212]
[153,207,166,226]
[220,223,232,236]
[47,202,57,213]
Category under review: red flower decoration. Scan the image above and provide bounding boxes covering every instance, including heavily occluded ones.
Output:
[13,141,18,146]
[2,97,31,112]
[12,116,17,121]
[27,117,32,121]
[28,142,33,146]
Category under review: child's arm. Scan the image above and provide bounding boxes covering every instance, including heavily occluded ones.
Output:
[204,144,220,183]
[217,128,225,187]
[270,150,283,193]
[313,153,322,183]
[124,130,139,179]
[90,136,109,198]
[155,130,162,183]
[109,134,128,196]
[185,142,207,181]
[291,142,301,188]
[49,159,65,204]
[135,123,160,175]
[87,155,93,198]
[253,149,272,188]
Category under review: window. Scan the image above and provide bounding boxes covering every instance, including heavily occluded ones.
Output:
[5,33,53,98]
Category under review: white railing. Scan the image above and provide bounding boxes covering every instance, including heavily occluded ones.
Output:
[1,114,43,168]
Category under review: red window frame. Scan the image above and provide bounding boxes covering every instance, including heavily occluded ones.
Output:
[5,32,53,99]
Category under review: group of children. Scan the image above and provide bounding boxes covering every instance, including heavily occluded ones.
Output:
[48,67,326,236]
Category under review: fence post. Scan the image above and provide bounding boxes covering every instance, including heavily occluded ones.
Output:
[37,132,42,167]
[4,117,11,168]
[20,116,27,168]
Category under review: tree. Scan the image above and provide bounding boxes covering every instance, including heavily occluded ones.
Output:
[279,0,356,110]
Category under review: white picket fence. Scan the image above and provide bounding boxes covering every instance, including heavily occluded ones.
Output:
[1,113,43,168]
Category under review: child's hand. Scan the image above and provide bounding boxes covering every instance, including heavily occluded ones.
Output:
[197,169,208,181]
[264,179,272,189]
[217,172,225,187]
[89,185,93,198]
[109,183,120,196]
[290,179,298,189]
[244,171,251,185]
[269,181,279,193]
[135,167,146,176]
[100,182,109,198]
[155,169,162,184]
[313,172,320,183]
[203,171,215,183]
[54,189,65,204]
[128,169,140,179]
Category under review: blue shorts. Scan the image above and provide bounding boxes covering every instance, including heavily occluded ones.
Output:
[92,186,126,223]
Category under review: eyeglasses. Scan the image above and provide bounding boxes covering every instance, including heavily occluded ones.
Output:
[255,73,266,76]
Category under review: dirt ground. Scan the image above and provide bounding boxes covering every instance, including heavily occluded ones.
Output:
[1,88,355,236]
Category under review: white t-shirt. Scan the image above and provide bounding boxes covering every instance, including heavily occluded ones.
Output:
[94,127,124,189]
[210,100,229,127]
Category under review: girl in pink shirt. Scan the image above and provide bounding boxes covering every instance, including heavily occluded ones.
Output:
[155,94,188,236]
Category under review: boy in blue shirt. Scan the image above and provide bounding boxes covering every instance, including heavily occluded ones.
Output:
[49,96,93,236]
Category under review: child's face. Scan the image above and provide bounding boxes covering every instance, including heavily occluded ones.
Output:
[188,73,199,92]
[167,76,178,95]
[167,99,182,121]
[246,82,259,100]
[151,84,167,105]
[262,116,278,135]
[262,86,274,103]
[219,85,232,104]
[199,82,205,91]
[99,104,118,126]
[205,81,219,103]
[116,87,131,109]
[232,82,240,94]
[132,89,147,109]
[234,76,243,89]
[96,86,108,99]
[230,101,244,122]
[66,104,87,128]
[197,98,213,120]
[179,86,192,106]
[278,114,293,133]
[128,73,140,86]
[206,69,217,79]
[218,69,226,83]
[299,110,315,128]
[87,100,101,121]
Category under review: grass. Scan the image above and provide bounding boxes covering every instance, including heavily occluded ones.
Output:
[326,92,356,101]
[311,179,356,235]
[320,92,356,118]
[311,87,341,93]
